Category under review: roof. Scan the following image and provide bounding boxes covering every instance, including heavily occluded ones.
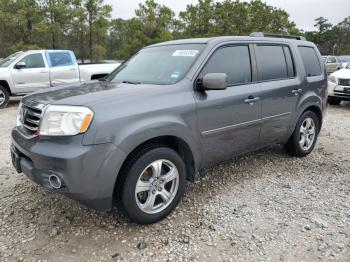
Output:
[149,35,312,48]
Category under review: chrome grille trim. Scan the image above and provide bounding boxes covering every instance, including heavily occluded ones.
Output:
[338,79,350,86]
[17,101,44,138]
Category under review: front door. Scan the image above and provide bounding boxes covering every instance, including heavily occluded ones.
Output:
[11,52,50,94]
[193,45,261,164]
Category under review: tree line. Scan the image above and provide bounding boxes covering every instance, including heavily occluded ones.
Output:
[0,0,349,61]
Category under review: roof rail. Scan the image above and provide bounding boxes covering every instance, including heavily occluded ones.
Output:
[249,32,306,41]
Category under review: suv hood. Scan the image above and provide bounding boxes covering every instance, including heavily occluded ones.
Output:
[330,68,350,79]
[22,81,160,107]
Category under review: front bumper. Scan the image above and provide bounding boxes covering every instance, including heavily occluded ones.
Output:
[11,128,126,211]
[327,81,350,100]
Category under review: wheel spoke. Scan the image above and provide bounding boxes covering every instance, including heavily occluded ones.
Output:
[159,189,172,203]
[306,136,311,146]
[162,167,178,184]
[142,193,156,212]
[305,118,312,129]
[309,127,315,135]
[299,135,306,147]
[136,180,152,193]
[151,160,163,178]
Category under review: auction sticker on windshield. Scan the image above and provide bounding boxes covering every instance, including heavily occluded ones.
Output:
[172,50,199,57]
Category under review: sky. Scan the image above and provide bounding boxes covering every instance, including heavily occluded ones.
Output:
[105,0,350,31]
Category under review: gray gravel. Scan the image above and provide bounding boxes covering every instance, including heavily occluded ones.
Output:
[0,98,349,261]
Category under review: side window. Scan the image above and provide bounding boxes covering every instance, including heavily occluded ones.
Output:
[48,52,74,67]
[283,46,295,78]
[201,45,252,86]
[298,46,322,77]
[256,45,288,81]
[19,53,45,69]
[327,56,336,63]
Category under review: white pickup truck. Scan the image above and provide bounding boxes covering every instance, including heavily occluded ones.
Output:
[0,50,121,108]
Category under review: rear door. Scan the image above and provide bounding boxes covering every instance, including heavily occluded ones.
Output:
[46,51,79,86]
[11,52,50,93]
[254,44,301,145]
[193,44,261,163]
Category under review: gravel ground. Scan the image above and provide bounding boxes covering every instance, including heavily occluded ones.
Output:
[0,98,349,262]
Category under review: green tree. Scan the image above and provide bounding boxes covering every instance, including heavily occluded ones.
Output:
[85,0,112,61]
[108,0,175,60]
[175,0,300,38]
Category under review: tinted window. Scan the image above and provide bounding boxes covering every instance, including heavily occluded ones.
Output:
[201,46,252,86]
[19,53,45,68]
[298,46,322,76]
[48,52,74,67]
[256,45,288,81]
[283,46,295,78]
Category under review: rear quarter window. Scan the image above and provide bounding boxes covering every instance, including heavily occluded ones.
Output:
[298,46,322,77]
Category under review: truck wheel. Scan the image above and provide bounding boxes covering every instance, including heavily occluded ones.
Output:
[0,85,10,109]
[121,147,186,224]
[328,97,342,105]
[284,111,319,157]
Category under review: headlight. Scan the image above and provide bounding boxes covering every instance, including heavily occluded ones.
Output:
[328,75,338,84]
[39,105,94,136]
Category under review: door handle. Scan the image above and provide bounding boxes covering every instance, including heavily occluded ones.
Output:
[292,88,303,95]
[69,68,77,71]
[40,70,48,73]
[244,96,260,105]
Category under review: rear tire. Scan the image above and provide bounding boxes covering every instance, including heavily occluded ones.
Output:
[121,147,186,224]
[328,97,342,105]
[0,85,10,109]
[284,111,319,157]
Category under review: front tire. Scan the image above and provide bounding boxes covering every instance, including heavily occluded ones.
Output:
[285,111,319,157]
[121,147,186,224]
[328,96,342,105]
[0,85,10,109]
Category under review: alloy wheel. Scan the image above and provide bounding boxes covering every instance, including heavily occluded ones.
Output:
[135,159,179,214]
[299,117,316,151]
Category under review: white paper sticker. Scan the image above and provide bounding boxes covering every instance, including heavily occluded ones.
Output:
[172,50,199,57]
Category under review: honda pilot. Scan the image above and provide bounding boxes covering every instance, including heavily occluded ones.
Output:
[11,33,327,224]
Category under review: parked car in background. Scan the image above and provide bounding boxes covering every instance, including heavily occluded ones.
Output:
[0,50,121,108]
[322,55,341,74]
[11,33,327,224]
[328,64,350,105]
[338,55,350,69]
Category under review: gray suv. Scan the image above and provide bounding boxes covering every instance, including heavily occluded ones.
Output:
[11,33,327,224]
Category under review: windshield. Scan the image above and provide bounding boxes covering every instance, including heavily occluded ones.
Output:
[0,51,23,67]
[108,44,205,85]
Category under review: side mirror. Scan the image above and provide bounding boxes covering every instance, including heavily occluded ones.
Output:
[15,61,26,69]
[200,73,227,91]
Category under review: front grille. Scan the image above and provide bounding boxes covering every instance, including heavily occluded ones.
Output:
[18,103,43,137]
[338,79,350,86]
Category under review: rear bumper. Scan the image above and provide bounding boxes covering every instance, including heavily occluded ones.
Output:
[11,128,126,211]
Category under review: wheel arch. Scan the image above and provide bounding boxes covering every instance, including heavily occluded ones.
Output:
[113,135,197,201]
[0,80,11,95]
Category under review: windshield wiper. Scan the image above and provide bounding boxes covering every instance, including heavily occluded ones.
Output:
[122,80,141,85]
